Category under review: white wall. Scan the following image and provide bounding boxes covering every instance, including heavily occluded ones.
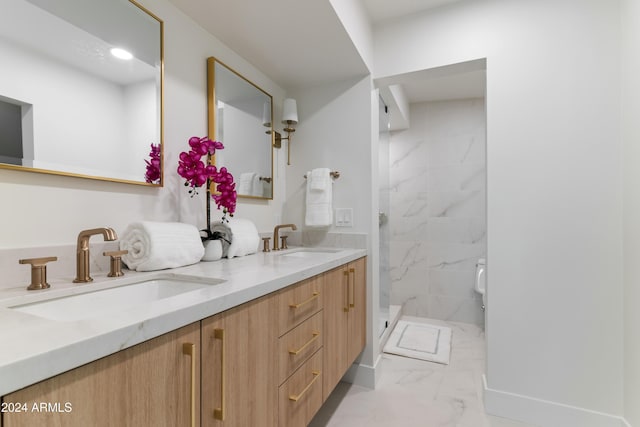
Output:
[375,0,623,425]
[0,0,286,251]
[622,0,640,425]
[285,77,373,235]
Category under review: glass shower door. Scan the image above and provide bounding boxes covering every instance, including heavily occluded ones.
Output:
[378,95,391,337]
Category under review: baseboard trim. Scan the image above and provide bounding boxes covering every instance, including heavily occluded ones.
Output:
[483,375,627,427]
[342,360,376,389]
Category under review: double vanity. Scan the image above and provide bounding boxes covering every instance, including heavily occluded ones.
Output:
[0,247,367,426]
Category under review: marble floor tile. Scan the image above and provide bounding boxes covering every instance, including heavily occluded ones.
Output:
[309,317,539,427]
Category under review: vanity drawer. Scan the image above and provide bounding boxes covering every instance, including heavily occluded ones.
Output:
[278,311,323,385]
[277,275,323,336]
[278,349,323,427]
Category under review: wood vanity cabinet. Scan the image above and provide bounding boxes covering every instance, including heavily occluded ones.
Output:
[1,256,367,427]
[201,293,278,427]
[1,322,201,427]
[322,257,366,401]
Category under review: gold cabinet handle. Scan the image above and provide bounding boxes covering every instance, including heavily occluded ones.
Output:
[288,332,320,355]
[343,271,350,312]
[213,328,225,421]
[289,291,320,309]
[289,370,321,402]
[182,343,196,427]
[349,268,356,308]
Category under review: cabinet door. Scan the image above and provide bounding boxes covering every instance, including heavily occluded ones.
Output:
[321,265,349,401]
[2,323,201,427]
[201,294,278,427]
[347,257,367,363]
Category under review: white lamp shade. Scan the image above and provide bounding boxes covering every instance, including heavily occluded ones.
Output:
[262,101,271,127]
[282,98,298,124]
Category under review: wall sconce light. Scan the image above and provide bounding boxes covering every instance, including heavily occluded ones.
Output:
[274,98,298,165]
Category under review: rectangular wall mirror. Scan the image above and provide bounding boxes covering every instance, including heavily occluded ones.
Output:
[0,0,164,186]
[207,57,274,200]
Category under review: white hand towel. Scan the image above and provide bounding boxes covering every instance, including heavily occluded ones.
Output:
[119,221,204,271]
[238,172,257,195]
[305,168,332,227]
[211,218,260,258]
[309,168,331,191]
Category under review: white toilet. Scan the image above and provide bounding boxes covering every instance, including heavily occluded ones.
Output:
[474,258,486,311]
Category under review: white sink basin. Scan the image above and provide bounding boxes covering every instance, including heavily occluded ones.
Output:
[10,277,224,321]
[278,248,343,258]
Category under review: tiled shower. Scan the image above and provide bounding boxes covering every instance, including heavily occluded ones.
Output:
[388,98,487,327]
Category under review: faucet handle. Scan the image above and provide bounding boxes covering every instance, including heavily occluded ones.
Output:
[103,250,128,277]
[280,235,289,250]
[19,256,58,290]
[262,237,271,252]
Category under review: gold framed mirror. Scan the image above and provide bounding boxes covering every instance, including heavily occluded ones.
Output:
[0,0,164,186]
[207,57,274,200]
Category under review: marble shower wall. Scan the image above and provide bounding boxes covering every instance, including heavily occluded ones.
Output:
[389,98,486,326]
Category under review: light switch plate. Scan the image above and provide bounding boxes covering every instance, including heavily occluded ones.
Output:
[335,208,353,227]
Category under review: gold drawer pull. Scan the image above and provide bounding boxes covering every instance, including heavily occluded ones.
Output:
[343,271,349,312]
[182,343,196,427]
[213,328,225,420]
[349,268,356,308]
[289,291,320,309]
[289,370,321,402]
[288,332,320,355]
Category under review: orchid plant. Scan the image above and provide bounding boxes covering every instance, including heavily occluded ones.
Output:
[177,136,237,241]
[144,143,161,184]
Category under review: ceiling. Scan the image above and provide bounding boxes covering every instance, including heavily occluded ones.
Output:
[168,0,368,91]
[361,0,463,23]
[168,0,481,103]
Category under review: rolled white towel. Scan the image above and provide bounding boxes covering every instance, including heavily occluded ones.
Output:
[211,218,260,259]
[120,221,204,271]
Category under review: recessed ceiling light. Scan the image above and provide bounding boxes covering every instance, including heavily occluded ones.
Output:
[110,48,133,60]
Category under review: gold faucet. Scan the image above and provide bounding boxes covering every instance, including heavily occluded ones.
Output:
[273,224,297,251]
[74,227,117,283]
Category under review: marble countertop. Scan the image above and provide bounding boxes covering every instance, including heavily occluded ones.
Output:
[0,247,366,396]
